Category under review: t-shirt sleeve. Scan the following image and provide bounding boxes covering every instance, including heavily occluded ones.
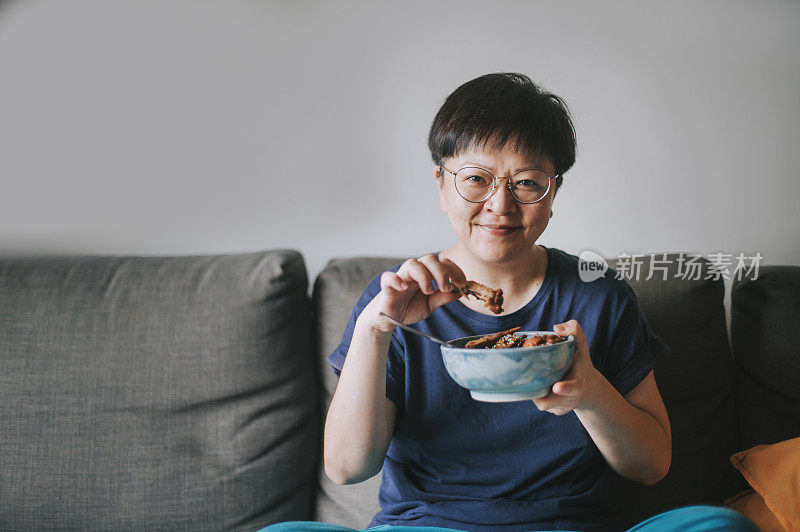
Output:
[326,274,405,410]
[602,281,670,397]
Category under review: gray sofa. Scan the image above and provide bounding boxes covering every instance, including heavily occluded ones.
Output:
[1,250,798,531]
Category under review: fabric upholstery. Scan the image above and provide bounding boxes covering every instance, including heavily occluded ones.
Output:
[0,250,317,531]
[727,437,800,531]
[731,266,800,448]
[607,253,743,527]
[311,257,405,529]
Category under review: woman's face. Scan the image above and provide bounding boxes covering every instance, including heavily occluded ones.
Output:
[436,143,556,265]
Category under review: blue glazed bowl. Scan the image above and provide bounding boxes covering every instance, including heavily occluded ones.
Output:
[440,331,575,402]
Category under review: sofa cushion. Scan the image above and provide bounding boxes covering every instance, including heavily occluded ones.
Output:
[731,265,800,447]
[0,250,317,531]
[311,257,404,529]
[608,253,742,527]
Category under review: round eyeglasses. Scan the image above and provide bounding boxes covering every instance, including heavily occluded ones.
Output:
[439,165,557,204]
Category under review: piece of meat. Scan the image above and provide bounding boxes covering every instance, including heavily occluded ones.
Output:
[544,334,566,345]
[453,280,504,314]
[521,334,567,347]
[464,326,521,348]
[522,335,544,347]
[491,333,527,349]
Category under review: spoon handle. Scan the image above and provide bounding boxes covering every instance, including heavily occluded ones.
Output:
[378,312,450,346]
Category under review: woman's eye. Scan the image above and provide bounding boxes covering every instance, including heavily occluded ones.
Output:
[466,175,489,184]
[516,179,546,190]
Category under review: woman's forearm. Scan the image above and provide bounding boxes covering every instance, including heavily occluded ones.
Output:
[574,370,671,485]
[323,313,395,485]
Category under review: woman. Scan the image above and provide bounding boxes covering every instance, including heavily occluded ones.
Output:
[264,74,756,532]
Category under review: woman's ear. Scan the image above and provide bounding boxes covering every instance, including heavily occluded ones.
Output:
[550,210,553,219]
[436,167,447,211]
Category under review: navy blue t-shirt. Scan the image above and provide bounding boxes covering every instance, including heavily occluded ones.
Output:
[327,246,669,532]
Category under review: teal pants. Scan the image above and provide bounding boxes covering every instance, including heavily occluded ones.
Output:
[258,505,758,532]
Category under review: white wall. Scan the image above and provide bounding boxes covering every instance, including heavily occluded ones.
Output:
[2,0,798,286]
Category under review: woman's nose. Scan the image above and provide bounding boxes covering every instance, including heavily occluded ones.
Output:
[484,178,516,214]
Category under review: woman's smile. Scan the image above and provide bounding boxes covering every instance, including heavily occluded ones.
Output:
[475,223,523,236]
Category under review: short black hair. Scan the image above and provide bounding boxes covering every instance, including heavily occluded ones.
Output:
[428,73,576,193]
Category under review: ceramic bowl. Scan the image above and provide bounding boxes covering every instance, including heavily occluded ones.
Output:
[440,331,575,402]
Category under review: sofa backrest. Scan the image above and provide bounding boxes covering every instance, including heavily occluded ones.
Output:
[0,251,317,531]
[311,252,743,529]
[732,265,800,448]
[606,254,743,527]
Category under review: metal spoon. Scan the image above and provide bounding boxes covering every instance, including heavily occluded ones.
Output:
[379,312,458,346]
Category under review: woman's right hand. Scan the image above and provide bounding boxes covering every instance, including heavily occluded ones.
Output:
[360,254,467,335]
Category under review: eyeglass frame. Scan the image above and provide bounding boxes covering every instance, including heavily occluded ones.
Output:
[438,164,558,204]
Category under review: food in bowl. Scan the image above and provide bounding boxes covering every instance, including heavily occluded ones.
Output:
[440,331,575,402]
[463,326,567,349]
[464,326,521,348]
[453,280,504,314]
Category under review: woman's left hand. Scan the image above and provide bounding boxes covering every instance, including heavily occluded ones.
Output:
[531,319,601,416]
